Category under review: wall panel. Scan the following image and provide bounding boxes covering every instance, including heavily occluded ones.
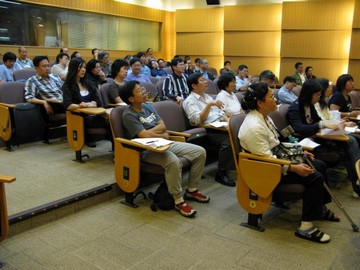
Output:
[176,8,224,32]
[348,60,360,89]
[176,33,223,56]
[349,30,360,59]
[282,0,354,30]
[224,4,282,31]
[280,58,349,85]
[281,30,352,59]
[224,31,281,57]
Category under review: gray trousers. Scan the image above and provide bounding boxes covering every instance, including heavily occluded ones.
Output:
[142,142,206,201]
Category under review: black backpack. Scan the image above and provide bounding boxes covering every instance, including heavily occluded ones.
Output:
[149,181,174,211]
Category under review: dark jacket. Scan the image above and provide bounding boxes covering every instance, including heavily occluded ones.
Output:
[62,80,102,110]
[287,101,321,138]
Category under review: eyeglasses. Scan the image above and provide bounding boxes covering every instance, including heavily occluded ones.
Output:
[136,86,147,93]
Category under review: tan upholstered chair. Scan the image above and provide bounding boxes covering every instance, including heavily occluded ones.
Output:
[228,113,304,231]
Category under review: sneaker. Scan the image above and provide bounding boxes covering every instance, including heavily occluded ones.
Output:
[175,202,196,218]
[184,190,210,203]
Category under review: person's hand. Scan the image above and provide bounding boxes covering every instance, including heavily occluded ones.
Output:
[212,99,224,109]
[304,151,315,161]
[162,132,170,139]
[345,121,356,127]
[290,163,314,177]
[79,102,87,108]
[324,123,340,130]
[43,101,53,114]
[98,70,106,81]
[176,96,183,104]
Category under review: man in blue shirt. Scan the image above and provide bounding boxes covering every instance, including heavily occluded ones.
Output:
[277,76,298,104]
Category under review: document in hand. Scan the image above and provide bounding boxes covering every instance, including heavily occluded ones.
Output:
[209,121,228,128]
[320,120,345,135]
[132,138,174,148]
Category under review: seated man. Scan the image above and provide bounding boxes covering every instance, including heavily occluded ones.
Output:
[162,57,189,103]
[183,73,236,187]
[25,56,65,116]
[277,76,298,104]
[98,51,111,78]
[125,58,151,83]
[292,62,306,86]
[196,58,215,81]
[236,64,251,92]
[0,64,13,82]
[16,47,34,69]
[120,80,210,218]
[220,61,237,76]
[2,52,21,78]
[135,52,151,77]
[259,70,276,88]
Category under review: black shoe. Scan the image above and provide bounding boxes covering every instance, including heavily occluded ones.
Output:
[215,171,236,187]
[86,142,97,148]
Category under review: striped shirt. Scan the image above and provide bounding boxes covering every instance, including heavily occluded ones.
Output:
[162,73,189,101]
[25,74,63,102]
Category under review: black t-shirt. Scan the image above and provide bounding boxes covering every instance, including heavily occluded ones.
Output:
[329,91,352,112]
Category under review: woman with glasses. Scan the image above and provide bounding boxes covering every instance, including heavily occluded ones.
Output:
[238,82,338,244]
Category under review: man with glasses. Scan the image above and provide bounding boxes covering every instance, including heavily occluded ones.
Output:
[120,80,210,218]
[277,76,298,104]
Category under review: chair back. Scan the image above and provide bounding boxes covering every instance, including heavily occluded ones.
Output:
[140,82,158,100]
[155,79,165,100]
[235,92,244,103]
[164,67,173,74]
[12,68,36,81]
[99,82,112,107]
[349,91,360,109]
[208,67,218,77]
[152,101,188,132]
[269,104,290,132]
[228,113,247,171]
[149,76,159,85]
[0,82,26,104]
[292,86,301,97]
[109,105,129,139]
[205,79,220,96]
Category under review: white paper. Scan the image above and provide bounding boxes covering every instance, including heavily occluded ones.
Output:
[345,126,357,133]
[329,110,341,120]
[320,120,345,135]
[357,114,360,120]
[298,138,320,149]
[132,138,174,148]
[209,121,228,128]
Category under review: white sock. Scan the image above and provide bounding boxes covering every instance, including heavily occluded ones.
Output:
[299,221,314,231]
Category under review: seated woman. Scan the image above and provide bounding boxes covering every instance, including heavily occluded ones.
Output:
[107,59,129,104]
[50,53,69,80]
[62,58,111,147]
[86,59,108,88]
[149,59,167,78]
[329,74,360,118]
[216,72,242,117]
[287,79,360,198]
[238,82,338,244]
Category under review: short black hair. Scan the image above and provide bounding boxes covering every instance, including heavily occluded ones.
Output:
[55,53,68,64]
[70,51,80,60]
[238,64,248,71]
[259,70,275,81]
[295,62,303,69]
[224,60,231,66]
[86,59,100,74]
[241,82,269,111]
[135,52,145,59]
[305,66,312,74]
[170,57,183,70]
[130,57,141,66]
[111,59,129,79]
[217,72,235,90]
[283,76,296,84]
[3,52,16,62]
[33,56,49,67]
[91,48,98,55]
[194,58,201,64]
[187,73,203,91]
[119,80,140,105]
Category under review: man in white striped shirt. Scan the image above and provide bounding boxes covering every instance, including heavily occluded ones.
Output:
[162,57,189,104]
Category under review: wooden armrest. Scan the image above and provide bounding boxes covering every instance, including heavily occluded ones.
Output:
[107,103,120,107]
[315,133,349,141]
[169,135,186,142]
[239,152,291,166]
[167,130,191,137]
[202,124,227,132]
[0,175,16,183]
[0,102,16,109]
[45,99,63,104]
[115,137,170,152]
[73,107,106,115]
